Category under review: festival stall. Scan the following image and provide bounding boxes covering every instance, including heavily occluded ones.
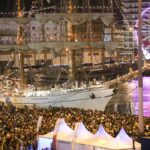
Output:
[73,122,94,150]
[77,124,114,149]
[38,118,74,150]
[38,119,141,150]
[95,128,141,150]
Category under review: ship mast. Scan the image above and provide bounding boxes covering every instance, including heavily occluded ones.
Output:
[87,0,94,68]
[17,0,23,17]
[67,0,76,82]
[17,0,25,89]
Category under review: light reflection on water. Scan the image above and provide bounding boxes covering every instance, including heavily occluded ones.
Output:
[131,77,150,117]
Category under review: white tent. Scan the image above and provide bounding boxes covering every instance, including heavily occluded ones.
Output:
[74,122,94,140]
[38,134,53,150]
[94,124,114,144]
[38,118,74,150]
[55,120,74,150]
[90,124,114,146]
[38,119,141,150]
[74,122,94,150]
[74,124,114,150]
[96,128,141,150]
[38,118,64,150]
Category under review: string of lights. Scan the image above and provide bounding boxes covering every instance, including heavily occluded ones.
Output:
[114,0,132,30]
[0,6,113,16]
[0,6,55,16]
[0,33,102,45]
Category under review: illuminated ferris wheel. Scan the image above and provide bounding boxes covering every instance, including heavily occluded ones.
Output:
[134,7,150,60]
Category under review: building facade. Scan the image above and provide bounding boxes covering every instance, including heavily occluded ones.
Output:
[120,0,150,60]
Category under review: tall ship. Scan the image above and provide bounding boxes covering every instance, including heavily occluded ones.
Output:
[0,0,119,111]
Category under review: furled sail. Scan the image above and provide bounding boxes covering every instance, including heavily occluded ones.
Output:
[35,13,113,26]
[28,41,104,51]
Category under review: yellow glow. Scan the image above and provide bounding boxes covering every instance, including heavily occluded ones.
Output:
[66,48,69,51]
[75,39,78,42]
[68,0,73,14]
[129,27,133,32]
[17,0,22,17]
[18,11,23,17]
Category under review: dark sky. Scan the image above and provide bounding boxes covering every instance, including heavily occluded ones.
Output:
[0,0,33,12]
[0,0,105,13]
[0,0,55,12]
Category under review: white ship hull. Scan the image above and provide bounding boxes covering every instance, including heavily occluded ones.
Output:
[0,86,113,111]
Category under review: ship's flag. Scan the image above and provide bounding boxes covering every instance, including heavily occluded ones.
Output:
[37,116,43,133]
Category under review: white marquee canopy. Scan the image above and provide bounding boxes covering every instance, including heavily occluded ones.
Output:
[38,119,141,150]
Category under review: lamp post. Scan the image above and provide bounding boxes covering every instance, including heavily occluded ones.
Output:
[138,0,144,134]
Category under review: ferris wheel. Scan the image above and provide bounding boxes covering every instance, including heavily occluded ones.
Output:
[134,7,150,60]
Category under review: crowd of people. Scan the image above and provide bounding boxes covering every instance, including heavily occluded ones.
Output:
[0,103,150,149]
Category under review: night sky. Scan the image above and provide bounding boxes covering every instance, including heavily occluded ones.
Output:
[0,0,33,12]
[0,0,52,12]
[0,0,101,13]
[0,0,112,14]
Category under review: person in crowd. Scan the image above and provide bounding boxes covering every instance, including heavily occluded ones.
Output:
[0,104,150,149]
